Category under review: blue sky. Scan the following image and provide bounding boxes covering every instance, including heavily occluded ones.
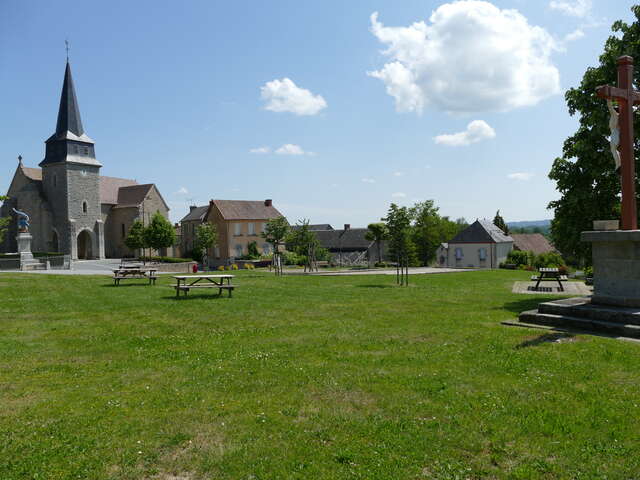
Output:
[0,0,636,226]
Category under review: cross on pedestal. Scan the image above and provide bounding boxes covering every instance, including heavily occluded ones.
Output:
[596,55,639,230]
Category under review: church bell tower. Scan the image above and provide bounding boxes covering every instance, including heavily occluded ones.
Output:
[39,61,104,259]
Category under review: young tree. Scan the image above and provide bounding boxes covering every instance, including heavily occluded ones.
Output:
[247,241,260,259]
[124,220,147,256]
[261,216,290,275]
[0,196,9,244]
[365,222,388,264]
[287,219,322,272]
[548,5,640,264]
[144,212,176,254]
[493,210,509,235]
[193,223,218,263]
[383,203,415,285]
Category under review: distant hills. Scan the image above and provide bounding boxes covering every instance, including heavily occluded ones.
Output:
[507,219,551,229]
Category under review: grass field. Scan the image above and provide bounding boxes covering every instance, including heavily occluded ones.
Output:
[1,270,640,479]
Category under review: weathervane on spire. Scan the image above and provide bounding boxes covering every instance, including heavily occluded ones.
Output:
[65,39,70,61]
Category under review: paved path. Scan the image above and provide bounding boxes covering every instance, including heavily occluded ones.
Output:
[0,259,121,275]
[285,267,475,276]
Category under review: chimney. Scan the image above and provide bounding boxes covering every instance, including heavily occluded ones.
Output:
[189,205,197,212]
[264,199,272,207]
[344,224,350,231]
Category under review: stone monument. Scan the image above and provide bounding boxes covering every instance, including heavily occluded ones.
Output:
[514,56,640,338]
[13,208,37,270]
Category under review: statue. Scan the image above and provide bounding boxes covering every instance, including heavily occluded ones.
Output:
[607,99,622,174]
[12,208,30,233]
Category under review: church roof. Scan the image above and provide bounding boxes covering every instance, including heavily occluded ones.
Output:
[449,219,513,244]
[48,62,93,144]
[116,184,154,207]
[100,176,139,204]
[209,199,282,220]
[21,166,42,181]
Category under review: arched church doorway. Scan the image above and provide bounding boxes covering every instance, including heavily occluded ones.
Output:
[51,230,59,253]
[77,230,93,259]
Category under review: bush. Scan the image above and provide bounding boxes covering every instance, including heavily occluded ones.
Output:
[217,265,225,271]
[584,266,593,278]
[141,256,193,263]
[245,263,255,270]
[231,264,239,270]
[282,251,304,266]
[532,252,565,269]
[374,261,388,268]
[507,250,533,267]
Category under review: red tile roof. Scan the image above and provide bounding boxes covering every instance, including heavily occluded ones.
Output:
[511,233,555,255]
[211,199,282,220]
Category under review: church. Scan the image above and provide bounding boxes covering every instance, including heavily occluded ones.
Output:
[0,61,169,259]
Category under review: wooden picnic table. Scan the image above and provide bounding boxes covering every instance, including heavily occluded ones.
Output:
[112,267,157,286]
[172,274,235,298]
[531,267,567,292]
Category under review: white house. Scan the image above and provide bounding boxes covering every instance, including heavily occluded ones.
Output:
[444,219,513,269]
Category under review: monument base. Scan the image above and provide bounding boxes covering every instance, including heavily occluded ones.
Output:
[16,232,38,270]
[512,229,640,338]
[581,230,640,308]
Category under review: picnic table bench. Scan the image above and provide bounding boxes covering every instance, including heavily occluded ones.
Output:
[112,267,157,286]
[531,267,567,291]
[171,275,235,298]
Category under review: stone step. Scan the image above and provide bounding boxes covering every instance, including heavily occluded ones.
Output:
[21,262,46,271]
[519,310,640,339]
[537,298,640,325]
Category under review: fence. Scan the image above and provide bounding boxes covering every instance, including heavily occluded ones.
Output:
[0,254,71,271]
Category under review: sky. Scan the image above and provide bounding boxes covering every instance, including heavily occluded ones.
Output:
[0,0,637,226]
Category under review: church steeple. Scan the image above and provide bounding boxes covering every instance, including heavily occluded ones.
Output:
[55,61,85,138]
[40,60,100,167]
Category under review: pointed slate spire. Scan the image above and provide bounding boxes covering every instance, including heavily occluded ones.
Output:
[55,61,84,137]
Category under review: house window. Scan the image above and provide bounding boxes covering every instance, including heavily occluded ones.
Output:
[248,223,255,235]
[455,248,463,260]
[262,243,271,254]
[235,244,243,257]
[262,222,267,232]
[121,224,126,238]
[479,248,487,261]
[234,223,242,236]
[82,201,88,214]
[214,246,220,258]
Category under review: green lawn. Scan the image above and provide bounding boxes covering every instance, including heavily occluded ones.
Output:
[1,270,639,479]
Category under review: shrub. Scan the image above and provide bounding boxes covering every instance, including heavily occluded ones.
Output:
[532,252,565,269]
[507,250,533,267]
[231,264,239,270]
[282,251,304,266]
[142,256,193,263]
[584,266,593,278]
[245,263,255,270]
[374,261,388,268]
[217,265,225,271]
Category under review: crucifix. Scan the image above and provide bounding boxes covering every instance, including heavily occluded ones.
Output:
[596,55,639,230]
[65,39,70,61]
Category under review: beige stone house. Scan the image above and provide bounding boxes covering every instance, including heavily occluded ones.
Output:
[442,219,513,269]
[180,199,282,262]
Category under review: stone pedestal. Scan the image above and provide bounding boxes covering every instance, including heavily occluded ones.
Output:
[581,230,640,308]
[17,232,34,263]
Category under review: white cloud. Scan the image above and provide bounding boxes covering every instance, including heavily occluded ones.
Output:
[362,177,376,184]
[260,78,327,116]
[368,2,560,114]
[391,192,407,198]
[174,186,189,195]
[508,172,534,181]
[250,146,271,154]
[564,28,584,43]
[393,171,404,177]
[434,120,496,147]
[275,144,309,155]
[549,0,591,17]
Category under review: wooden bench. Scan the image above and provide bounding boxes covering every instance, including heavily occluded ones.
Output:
[531,268,566,291]
[113,268,157,286]
[530,275,568,282]
[171,275,235,298]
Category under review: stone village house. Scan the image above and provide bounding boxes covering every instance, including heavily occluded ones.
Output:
[0,61,170,259]
[438,219,513,269]
[180,199,283,263]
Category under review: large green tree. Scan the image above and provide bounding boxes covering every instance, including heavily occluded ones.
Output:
[261,217,290,254]
[410,201,467,266]
[144,212,176,253]
[493,210,509,235]
[549,5,640,265]
[0,196,9,244]
[124,220,147,254]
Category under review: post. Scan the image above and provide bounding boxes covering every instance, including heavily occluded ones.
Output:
[617,56,638,230]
